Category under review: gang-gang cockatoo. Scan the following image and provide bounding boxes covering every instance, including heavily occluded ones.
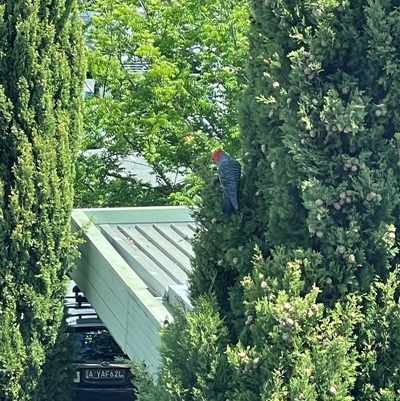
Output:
[211,148,241,214]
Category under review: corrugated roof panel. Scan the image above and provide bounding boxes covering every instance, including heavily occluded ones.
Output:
[99,224,176,298]
[134,225,191,273]
[171,224,196,243]
[115,224,190,285]
[152,224,195,259]
[87,212,195,301]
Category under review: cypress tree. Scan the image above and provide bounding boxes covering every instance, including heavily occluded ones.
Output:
[133,1,400,400]
[228,0,400,399]
[0,0,84,400]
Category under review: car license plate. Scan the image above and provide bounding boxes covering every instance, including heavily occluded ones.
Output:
[85,369,125,379]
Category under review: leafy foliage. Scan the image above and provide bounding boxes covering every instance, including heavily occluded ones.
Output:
[0,0,85,399]
[75,0,248,207]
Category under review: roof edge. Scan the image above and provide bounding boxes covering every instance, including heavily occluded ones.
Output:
[73,206,195,225]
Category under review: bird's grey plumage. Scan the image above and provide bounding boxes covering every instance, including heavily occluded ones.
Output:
[216,152,241,214]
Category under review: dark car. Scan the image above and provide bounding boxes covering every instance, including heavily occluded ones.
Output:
[66,286,135,401]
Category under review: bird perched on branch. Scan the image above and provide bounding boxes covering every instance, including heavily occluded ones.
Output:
[211,148,241,214]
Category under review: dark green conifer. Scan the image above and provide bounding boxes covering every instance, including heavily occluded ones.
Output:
[0,0,84,399]
[134,1,400,400]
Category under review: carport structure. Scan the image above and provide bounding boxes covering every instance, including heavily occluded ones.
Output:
[70,206,195,374]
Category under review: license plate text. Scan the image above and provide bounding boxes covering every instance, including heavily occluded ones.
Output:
[85,369,125,379]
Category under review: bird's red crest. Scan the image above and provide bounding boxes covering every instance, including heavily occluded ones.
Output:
[211,148,224,162]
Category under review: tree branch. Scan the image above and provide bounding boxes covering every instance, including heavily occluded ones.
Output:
[106,171,154,189]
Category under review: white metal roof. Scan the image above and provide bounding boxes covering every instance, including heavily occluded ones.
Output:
[99,221,195,301]
[70,206,195,373]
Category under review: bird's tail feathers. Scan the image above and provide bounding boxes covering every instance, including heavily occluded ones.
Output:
[222,195,235,214]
